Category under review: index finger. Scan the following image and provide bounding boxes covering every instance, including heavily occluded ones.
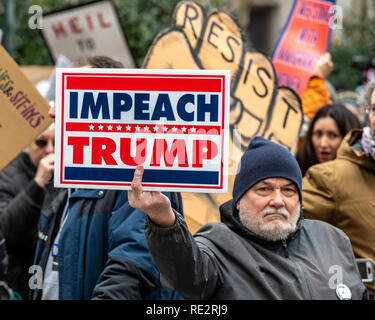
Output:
[131,165,145,196]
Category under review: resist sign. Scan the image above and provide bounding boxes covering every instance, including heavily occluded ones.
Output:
[54,68,230,192]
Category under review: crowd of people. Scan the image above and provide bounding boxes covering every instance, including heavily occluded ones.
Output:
[0,52,374,301]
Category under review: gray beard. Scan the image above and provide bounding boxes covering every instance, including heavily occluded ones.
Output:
[239,205,300,242]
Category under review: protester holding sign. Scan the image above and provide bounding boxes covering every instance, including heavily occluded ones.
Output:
[0,124,55,299]
[30,56,183,300]
[129,136,368,300]
[301,52,334,121]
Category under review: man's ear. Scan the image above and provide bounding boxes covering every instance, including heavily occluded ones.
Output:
[236,200,240,211]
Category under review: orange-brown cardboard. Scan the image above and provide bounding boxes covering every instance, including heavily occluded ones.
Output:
[0,45,53,170]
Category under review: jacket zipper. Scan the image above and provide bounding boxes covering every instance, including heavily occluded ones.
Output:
[281,239,289,258]
[281,239,312,299]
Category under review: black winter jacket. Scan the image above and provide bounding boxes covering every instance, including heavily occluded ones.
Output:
[145,200,368,300]
[0,152,47,299]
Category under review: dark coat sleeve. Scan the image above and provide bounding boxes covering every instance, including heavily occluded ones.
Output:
[92,256,157,300]
[0,168,46,251]
[144,211,222,300]
[91,191,161,300]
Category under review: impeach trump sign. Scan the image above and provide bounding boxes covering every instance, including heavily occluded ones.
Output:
[54,68,230,192]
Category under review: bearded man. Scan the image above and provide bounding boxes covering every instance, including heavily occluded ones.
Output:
[129,136,368,300]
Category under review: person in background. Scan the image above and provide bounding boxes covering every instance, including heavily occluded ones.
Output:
[297,103,362,176]
[336,90,366,125]
[297,52,335,150]
[302,78,375,299]
[0,124,55,299]
[301,52,334,122]
[129,137,367,300]
[30,55,183,300]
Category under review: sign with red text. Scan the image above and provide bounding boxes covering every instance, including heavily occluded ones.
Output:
[54,68,230,192]
[0,45,53,170]
[41,0,135,67]
[272,0,335,96]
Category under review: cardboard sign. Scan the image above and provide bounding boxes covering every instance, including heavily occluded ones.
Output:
[272,0,335,96]
[54,68,230,192]
[143,1,304,233]
[41,0,135,68]
[0,45,53,170]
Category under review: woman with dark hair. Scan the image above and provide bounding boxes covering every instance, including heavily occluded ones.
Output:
[297,103,362,176]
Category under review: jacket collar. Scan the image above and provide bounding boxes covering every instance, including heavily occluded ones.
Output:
[41,188,68,221]
[337,129,375,172]
[70,189,107,199]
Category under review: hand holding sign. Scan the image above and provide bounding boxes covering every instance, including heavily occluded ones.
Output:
[313,52,333,79]
[129,165,175,228]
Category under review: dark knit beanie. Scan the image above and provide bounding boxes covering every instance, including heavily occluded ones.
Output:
[232,136,302,204]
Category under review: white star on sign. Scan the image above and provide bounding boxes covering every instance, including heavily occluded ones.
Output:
[135,125,141,131]
[163,126,168,132]
[144,126,149,132]
[116,125,122,131]
[172,126,178,132]
[153,125,159,132]
[107,125,113,131]
[190,127,196,133]
[181,126,187,132]
[126,125,132,131]
[98,124,104,130]
[89,124,95,130]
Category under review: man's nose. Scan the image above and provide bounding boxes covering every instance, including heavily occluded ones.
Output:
[269,189,285,208]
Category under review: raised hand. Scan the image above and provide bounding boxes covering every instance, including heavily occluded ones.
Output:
[313,52,333,79]
[128,165,176,228]
[34,153,55,188]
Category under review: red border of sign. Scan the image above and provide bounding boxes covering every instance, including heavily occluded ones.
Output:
[60,72,227,189]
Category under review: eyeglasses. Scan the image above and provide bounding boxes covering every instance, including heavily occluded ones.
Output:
[366,105,375,116]
[34,138,54,148]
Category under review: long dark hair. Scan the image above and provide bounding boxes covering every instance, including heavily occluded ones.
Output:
[297,103,362,176]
